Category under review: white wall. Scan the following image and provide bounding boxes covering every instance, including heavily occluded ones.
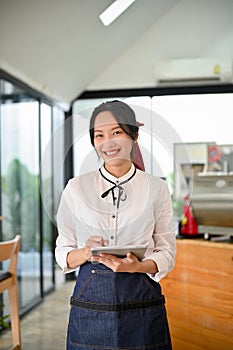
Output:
[88,0,233,90]
[0,0,233,103]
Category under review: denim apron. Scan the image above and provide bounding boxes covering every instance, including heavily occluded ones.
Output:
[67,262,172,350]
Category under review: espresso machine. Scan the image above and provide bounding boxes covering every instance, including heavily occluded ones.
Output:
[191,173,233,240]
[174,142,233,240]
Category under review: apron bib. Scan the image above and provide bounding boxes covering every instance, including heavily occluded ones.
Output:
[67,262,172,350]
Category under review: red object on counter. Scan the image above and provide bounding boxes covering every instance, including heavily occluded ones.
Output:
[180,195,198,235]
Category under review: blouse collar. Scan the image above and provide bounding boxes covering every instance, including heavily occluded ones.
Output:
[100,163,136,184]
[99,164,137,209]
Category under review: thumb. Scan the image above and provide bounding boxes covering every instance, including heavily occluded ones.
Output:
[103,239,109,246]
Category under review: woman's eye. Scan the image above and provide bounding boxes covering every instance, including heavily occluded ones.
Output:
[95,134,103,139]
[113,130,122,135]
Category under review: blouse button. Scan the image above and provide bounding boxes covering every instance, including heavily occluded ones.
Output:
[110,236,115,240]
[112,215,116,219]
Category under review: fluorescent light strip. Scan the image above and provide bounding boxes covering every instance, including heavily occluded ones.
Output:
[99,0,136,27]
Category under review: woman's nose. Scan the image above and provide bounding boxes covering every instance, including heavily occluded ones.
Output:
[101,136,116,148]
[104,133,115,143]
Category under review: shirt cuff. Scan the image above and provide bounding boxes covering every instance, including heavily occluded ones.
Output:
[55,247,77,274]
[144,252,171,282]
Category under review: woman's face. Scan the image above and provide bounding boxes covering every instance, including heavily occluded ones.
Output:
[93,111,134,169]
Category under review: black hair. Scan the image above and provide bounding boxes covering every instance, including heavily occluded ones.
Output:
[89,100,138,146]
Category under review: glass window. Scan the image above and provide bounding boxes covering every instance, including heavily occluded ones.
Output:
[152,93,233,178]
[72,91,233,221]
[52,106,65,216]
[52,106,65,285]
[40,103,53,293]
[0,78,65,317]
[73,93,233,180]
[0,80,41,310]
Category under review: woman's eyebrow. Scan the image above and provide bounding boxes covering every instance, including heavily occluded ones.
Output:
[94,126,121,133]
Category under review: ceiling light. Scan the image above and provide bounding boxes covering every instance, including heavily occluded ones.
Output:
[99,0,136,27]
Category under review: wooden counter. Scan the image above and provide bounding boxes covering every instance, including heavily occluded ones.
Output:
[160,239,233,350]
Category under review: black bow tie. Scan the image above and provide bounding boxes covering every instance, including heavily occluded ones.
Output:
[99,167,137,209]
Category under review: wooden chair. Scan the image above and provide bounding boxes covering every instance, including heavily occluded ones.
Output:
[0,235,21,350]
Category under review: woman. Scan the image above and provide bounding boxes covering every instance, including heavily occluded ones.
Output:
[55,100,176,350]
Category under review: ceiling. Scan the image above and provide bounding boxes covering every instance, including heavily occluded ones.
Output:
[0,0,233,108]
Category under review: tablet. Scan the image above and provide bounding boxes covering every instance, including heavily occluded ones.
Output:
[91,244,147,261]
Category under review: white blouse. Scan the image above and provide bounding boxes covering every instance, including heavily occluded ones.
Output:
[55,165,176,282]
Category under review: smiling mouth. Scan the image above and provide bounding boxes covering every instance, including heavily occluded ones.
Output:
[103,149,120,157]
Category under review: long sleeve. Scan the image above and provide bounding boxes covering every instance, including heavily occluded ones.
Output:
[144,180,176,282]
[55,180,78,273]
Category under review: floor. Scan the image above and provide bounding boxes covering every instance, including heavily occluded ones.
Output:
[0,279,74,350]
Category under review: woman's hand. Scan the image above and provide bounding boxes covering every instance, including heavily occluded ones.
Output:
[66,236,109,270]
[91,252,139,272]
[91,252,158,274]
[85,235,109,248]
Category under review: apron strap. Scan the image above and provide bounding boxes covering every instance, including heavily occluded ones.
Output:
[70,295,165,311]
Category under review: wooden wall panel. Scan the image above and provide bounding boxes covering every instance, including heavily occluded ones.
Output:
[160,239,233,350]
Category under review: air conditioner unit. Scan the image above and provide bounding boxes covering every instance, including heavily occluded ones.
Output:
[154,58,233,86]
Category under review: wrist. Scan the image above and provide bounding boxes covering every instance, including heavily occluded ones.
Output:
[83,246,91,261]
[67,247,91,269]
[138,259,158,274]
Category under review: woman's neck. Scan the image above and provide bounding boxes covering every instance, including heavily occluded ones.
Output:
[104,161,132,178]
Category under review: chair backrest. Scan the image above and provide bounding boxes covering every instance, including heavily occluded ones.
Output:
[0,235,21,274]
